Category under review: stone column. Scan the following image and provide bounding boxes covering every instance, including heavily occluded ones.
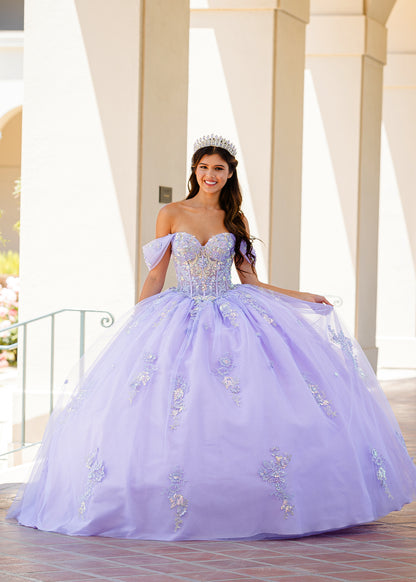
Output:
[355,42,386,368]
[269,0,310,289]
[303,0,396,370]
[377,0,416,368]
[137,0,190,294]
[355,2,397,369]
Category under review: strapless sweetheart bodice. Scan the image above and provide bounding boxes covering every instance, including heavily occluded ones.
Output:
[171,231,235,299]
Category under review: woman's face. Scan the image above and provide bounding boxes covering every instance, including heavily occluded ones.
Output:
[194,153,232,196]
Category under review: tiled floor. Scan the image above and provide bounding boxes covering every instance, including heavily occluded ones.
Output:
[1,376,415,582]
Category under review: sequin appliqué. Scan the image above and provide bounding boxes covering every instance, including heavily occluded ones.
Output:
[371,448,393,499]
[328,325,365,378]
[129,352,158,403]
[218,300,239,327]
[151,297,182,329]
[79,448,105,518]
[303,376,337,418]
[167,467,189,531]
[259,447,294,518]
[189,295,216,318]
[170,376,190,430]
[66,384,89,414]
[239,290,276,326]
[213,354,241,406]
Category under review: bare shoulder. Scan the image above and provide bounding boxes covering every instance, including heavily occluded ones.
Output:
[158,202,176,217]
[155,204,175,236]
[155,200,187,236]
[159,200,190,217]
[157,202,180,224]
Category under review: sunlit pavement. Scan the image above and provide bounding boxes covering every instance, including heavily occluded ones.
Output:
[0,375,415,582]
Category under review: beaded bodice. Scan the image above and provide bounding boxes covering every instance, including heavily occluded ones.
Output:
[171,232,235,299]
[142,231,255,300]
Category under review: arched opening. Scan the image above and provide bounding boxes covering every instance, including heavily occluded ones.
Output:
[0,105,22,254]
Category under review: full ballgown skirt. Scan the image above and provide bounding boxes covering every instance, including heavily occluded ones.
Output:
[7,232,416,540]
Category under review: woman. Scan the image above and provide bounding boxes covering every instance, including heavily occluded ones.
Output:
[8,134,416,540]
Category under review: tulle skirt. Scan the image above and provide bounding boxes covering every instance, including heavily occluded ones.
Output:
[7,284,416,540]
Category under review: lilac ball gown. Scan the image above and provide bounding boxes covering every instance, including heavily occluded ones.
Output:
[7,231,416,540]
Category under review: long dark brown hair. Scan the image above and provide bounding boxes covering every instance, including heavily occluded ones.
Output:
[187,146,255,272]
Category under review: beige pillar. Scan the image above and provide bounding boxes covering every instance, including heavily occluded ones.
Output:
[137,0,190,294]
[304,0,396,370]
[377,0,416,368]
[355,48,385,368]
[356,1,396,368]
[269,0,310,289]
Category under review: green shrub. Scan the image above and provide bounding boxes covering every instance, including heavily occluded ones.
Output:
[0,251,19,275]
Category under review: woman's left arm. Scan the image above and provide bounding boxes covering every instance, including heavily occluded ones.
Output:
[237,265,332,305]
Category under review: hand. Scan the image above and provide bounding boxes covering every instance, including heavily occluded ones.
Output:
[298,291,333,306]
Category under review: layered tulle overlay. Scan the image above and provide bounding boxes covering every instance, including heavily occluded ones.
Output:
[8,232,416,540]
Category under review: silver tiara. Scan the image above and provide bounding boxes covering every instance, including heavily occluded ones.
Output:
[193,134,237,157]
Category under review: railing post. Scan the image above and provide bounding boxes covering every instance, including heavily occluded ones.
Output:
[21,324,27,446]
[79,310,85,378]
[79,311,86,358]
[50,314,55,414]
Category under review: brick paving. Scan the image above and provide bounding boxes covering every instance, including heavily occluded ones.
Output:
[0,376,415,582]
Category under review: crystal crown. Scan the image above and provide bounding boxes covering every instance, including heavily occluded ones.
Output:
[193,134,237,157]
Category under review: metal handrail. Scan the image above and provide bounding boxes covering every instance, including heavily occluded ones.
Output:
[0,308,114,458]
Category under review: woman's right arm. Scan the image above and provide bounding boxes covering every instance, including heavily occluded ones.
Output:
[138,206,173,302]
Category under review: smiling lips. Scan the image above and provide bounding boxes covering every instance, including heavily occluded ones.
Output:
[204,180,217,185]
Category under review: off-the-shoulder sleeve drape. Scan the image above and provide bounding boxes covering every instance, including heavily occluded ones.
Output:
[239,239,256,265]
[142,234,174,270]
